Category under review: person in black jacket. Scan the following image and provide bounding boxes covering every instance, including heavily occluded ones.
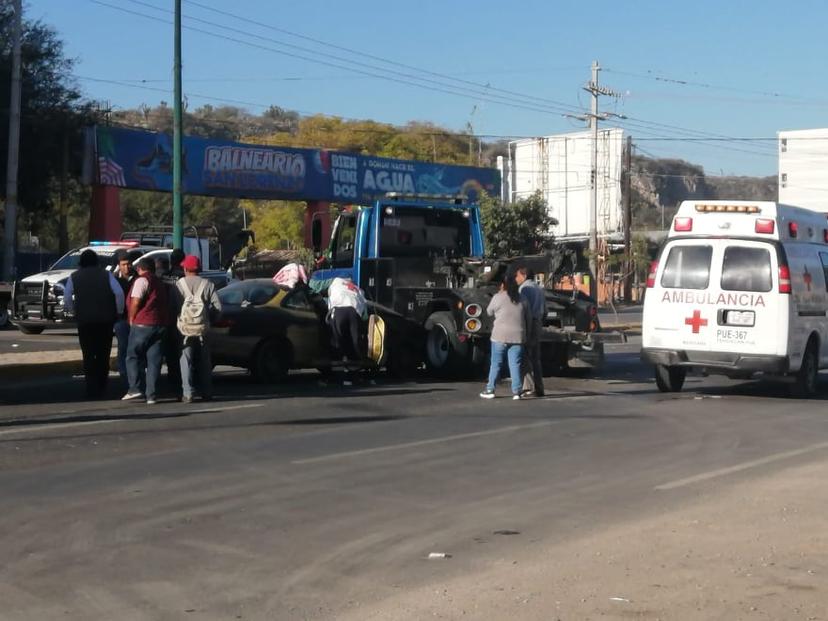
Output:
[63,249,125,399]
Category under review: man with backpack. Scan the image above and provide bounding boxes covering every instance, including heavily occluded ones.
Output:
[175,254,222,403]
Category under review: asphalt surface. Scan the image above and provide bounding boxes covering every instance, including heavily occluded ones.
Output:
[0,327,78,354]
[2,338,828,619]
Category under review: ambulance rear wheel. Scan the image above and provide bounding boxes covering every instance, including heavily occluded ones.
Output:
[654,364,686,393]
[791,341,819,398]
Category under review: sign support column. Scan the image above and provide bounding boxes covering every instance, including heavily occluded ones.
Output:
[172,0,184,249]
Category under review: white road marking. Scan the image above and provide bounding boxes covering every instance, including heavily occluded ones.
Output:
[0,403,264,437]
[654,440,828,490]
[292,420,562,465]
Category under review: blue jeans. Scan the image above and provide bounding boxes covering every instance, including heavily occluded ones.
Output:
[486,341,524,395]
[114,319,130,384]
[126,325,167,400]
[180,336,213,400]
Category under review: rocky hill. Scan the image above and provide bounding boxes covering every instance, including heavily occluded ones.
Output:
[631,155,777,229]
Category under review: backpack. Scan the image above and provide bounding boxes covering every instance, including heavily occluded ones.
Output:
[177,278,209,337]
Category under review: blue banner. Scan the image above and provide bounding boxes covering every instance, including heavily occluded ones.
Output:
[93,126,500,203]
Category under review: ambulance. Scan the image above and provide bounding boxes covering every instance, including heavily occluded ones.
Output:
[641,200,828,396]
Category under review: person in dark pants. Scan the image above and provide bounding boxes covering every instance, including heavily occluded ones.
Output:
[63,249,125,399]
[326,277,367,385]
[158,256,182,397]
[123,258,169,405]
[516,266,546,397]
[113,249,135,386]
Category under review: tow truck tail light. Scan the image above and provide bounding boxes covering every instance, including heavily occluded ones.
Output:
[755,218,775,234]
[778,265,792,294]
[673,217,693,232]
[823,229,828,243]
[646,260,658,288]
[789,222,798,238]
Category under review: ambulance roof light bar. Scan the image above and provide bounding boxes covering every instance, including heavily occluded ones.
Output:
[694,204,761,214]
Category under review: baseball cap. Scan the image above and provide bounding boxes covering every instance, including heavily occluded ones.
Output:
[181,255,201,271]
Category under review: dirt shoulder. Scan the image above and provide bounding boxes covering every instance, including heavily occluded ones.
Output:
[338,460,828,621]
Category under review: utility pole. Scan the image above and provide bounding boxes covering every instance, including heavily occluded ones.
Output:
[172,0,184,250]
[567,61,624,301]
[2,0,22,281]
[622,135,633,302]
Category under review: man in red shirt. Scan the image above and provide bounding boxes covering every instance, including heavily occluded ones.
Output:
[123,257,169,405]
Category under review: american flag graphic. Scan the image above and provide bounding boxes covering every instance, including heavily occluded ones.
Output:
[98,157,126,187]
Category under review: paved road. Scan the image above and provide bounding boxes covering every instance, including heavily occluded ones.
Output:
[2,340,827,619]
[0,327,78,354]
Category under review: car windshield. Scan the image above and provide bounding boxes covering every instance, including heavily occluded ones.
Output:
[50,249,121,271]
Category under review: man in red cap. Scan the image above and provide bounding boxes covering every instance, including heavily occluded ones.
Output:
[175,254,222,403]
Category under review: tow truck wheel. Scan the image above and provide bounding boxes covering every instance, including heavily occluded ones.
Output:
[425,311,470,378]
[791,340,819,398]
[18,324,44,335]
[654,364,686,393]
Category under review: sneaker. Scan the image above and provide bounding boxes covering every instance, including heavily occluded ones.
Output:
[512,394,523,401]
[479,389,496,399]
[181,396,193,404]
[520,389,535,399]
[121,392,144,401]
[146,398,157,405]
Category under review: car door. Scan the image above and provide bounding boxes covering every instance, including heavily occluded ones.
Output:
[280,289,326,367]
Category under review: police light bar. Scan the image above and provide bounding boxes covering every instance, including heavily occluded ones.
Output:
[694,204,761,214]
[89,240,139,247]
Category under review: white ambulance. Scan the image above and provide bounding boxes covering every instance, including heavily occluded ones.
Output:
[642,200,828,396]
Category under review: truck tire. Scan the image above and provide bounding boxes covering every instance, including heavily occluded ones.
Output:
[424,311,471,378]
[654,364,686,393]
[791,340,819,398]
[253,338,290,384]
[18,324,45,335]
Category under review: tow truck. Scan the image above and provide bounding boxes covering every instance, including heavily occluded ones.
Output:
[309,193,622,378]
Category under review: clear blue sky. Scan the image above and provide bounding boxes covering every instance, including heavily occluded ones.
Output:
[30,0,828,176]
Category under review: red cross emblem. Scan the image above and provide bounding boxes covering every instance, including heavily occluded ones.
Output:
[684,310,708,333]
[803,267,812,292]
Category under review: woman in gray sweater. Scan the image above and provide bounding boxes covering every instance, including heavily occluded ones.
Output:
[480,275,527,400]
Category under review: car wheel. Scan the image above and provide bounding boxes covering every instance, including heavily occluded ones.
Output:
[791,340,819,398]
[253,338,290,384]
[18,324,45,335]
[654,364,686,393]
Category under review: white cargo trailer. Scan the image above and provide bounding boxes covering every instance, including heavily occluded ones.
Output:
[778,128,828,213]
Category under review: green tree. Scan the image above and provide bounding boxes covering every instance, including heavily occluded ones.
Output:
[0,2,93,251]
[479,191,557,257]
[245,200,305,250]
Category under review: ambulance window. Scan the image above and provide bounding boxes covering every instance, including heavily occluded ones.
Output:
[721,247,772,292]
[820,253,828,291]
[661,245,712,290]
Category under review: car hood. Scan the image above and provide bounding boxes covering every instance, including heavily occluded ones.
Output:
[20,270,73,286]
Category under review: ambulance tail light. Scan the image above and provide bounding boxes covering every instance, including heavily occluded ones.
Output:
[778,265,792,294]
[755,218,775,235]
[673,217,693,232]
[646,260,658,288]
[789,222,798,238]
